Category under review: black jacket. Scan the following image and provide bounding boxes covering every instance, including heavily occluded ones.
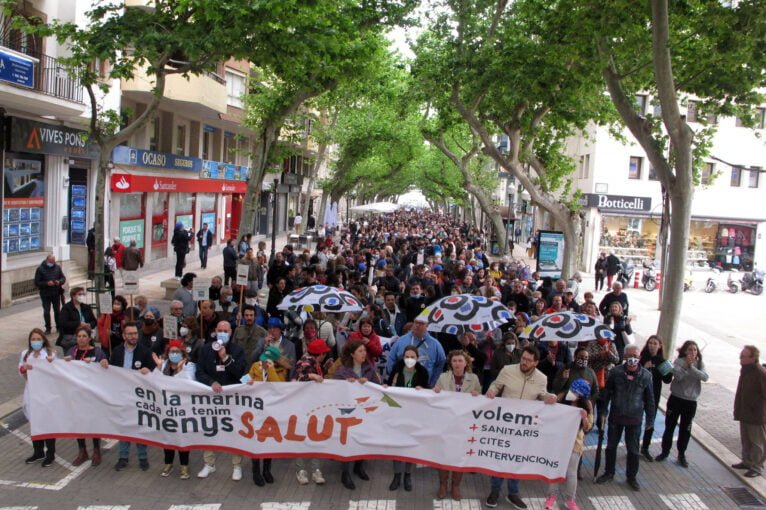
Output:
[387,360,431,388]
[109,343,157,371]
[196,228,213,247]
[223,245,239,269]
[606,254,621,276]
[195,342,247,386]
[171,228,192,254]
[34,261,66,297]
[58,301,97,336]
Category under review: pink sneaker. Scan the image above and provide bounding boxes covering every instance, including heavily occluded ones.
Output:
[544,494,557,509]
[565,499,580,510]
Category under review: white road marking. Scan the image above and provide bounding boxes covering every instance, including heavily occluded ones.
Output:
[0,507,39,510]
[261,503,311,510]
[433,500,482,510]
[589,496,637,510]
[349,501,396,510]
[659,493,709,510]
[76,507,131,510]
[168,506,222,510]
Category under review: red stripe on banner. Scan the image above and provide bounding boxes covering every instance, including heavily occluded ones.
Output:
[28,432,565,483]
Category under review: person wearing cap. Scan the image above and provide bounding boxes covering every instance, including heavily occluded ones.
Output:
[150,339,196,479]
[244,345,288,486]
[171,222,192,279]
[386,316,446,388]
[543,378,593,510]
[293,338,332,485]
[195,320,247,481]
[596,344,655,491]
[253,317,296,379]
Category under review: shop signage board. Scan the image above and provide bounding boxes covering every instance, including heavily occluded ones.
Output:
[119,219,145,248]
[10,118,99,159]
[110,174,247,194]
[0,49,35,88]
[536,230,565,279]
[200,160,249,181]
[581,193,652,212]
[112,145,202,172]
[236,264,250,286]
[192,278,210,301]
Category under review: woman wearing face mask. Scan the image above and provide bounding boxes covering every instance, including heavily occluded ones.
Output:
[57,286,97,352]
[638,335,672,461]
[347,317,383,363]
[604,301,631,361]
[244,345,286,486]
[176,316,204,363]
[553,347,599,402]
[491,332,522,381]
[19,328,56,466]
[138,310,165,355]
[96,295,128,356]
[385,345,430,492]
[433,350,481,500]
[655,340,708,467]
[333,341,381,490]
[150,339,196,479]
[64,325,106,467]
[586,338,619,432]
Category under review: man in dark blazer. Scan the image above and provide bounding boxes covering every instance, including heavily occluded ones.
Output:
[99,321,156,472]
[196,223,214,269]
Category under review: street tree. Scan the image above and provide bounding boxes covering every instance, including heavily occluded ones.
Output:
[583,0,766,351]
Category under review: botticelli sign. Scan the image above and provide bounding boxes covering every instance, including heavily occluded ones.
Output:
[27,361,580,482]
[581,193,651,212]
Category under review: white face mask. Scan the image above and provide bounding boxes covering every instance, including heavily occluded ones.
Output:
[403,358,417,369]
[179,327,190,337]
[76,294,87,304]
[246,299,257,306]
[505,344,515,353]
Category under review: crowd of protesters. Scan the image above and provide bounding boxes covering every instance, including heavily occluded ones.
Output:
[20,209,727,510]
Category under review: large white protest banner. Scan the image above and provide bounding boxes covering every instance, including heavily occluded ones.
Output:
[27,361,580,482]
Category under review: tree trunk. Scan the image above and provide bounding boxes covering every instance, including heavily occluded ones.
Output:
[92,150,110,295]
[239,124,278,237]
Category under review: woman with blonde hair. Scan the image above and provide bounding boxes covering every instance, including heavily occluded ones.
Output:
[433,349,481,500]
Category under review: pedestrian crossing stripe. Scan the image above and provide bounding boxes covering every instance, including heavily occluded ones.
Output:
[169,506,222,510]
[261,503,310,510]
[76,507,130,510]
[348,501,396,510]
[432,500,482,510]
[589,496,636,510]
[659,493,709,509]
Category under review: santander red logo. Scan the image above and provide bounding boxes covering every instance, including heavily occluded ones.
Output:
[115,176,130,190]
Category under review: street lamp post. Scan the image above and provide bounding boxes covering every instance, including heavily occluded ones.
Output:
[270,178,278,262]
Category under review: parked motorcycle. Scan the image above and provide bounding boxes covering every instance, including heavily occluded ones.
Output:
[617,261,635,287]
[704,266,722,293]
[642,261,658,291]
[728,268,764,295]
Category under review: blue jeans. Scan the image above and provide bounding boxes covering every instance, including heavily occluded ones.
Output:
[119,441,147,460]
[490,476,519,495]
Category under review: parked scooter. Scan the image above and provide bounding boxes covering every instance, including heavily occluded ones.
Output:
[728,268,764,295]
[642,261,658,291]
[617,261,635,287]
[704,266,722,293]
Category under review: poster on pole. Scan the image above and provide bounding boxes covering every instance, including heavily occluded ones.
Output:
[98,292,112,316]
[536,230,565,279]
[236,264,250,286]
[163,318,178,340]
[192,279,210,301]
[123,271,139,294]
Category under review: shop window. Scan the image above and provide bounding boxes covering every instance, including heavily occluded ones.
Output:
[174,193,195,245]
[175,125,186,155]
[151,192,169,254]
[199,193,217,237]
[628,156,642,179]
[2,155,45,255]
[118,193,145,248]
[749,168,760,189]
[635,95,648,116]
[148,117,160,152]
[731,167,742,187]
[700,163,713,185]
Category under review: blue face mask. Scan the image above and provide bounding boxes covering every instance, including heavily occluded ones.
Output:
[168,352,183,364]
[226,295,233,303]
[30,340,44,351]
[216,332,230,345]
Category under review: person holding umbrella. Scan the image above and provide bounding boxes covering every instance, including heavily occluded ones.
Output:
[595,344,655,491]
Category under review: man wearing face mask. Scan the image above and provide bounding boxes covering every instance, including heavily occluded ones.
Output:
[195,320,247,481]
[138,309,165,355]
[552,347,599,402]
[596,344,655,491]
[214,286,236,328]
[100,322,156,471]
[232,305,268,364]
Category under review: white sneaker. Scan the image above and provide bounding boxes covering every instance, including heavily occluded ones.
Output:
[312,469,325,484]
[296,469,309,485]
[197,464,215,478]
[232,465,243,481]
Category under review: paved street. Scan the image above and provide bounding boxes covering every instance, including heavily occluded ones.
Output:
[0,248,763,509]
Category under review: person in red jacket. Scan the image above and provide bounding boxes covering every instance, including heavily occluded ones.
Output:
[111,238,126,269]
[347,317,382,362]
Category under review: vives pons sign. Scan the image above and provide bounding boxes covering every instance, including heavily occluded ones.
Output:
[581,193,651,212]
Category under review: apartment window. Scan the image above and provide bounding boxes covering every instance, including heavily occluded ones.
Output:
[648,165,658,181]
[687,101,717,124]
[223,133,235,163]
[579,154,590,179]
[635,95,648,116]
[305,118,313,136]
[175,125,186,155]
[736,107,766,129]
[687,101,698,123]
[628,156,642,179]
[225,70,246,109]
[749,168,760,188]
[652,103,662,117]
[202,131,210,160]
[148,117,159,151]
[701,162,713,185]
[731,167,742,187]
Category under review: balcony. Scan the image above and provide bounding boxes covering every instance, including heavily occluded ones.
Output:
[122,65,228,119]
[0,41,84,102]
